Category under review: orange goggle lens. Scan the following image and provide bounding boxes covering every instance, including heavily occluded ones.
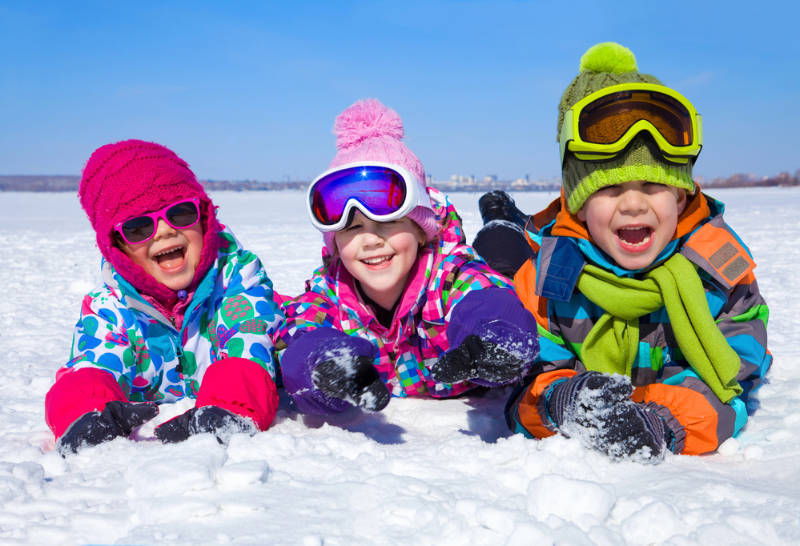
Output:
[579,90,693,147]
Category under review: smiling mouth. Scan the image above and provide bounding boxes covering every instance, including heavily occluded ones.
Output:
[617,226,653,249]
[152,246,186,269]
[361,255,392,266]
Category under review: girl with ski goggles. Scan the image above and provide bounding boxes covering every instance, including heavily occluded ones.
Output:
[307,161,433,232]
[560,82,703,165]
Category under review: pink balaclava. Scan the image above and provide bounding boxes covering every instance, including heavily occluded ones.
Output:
[322,98,439,253]
[79,139,221,308]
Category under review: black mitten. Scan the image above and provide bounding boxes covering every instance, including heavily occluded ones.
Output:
[155,405,257,445]
[312,355,390,411]
[431,334,526,385]
[546,372,665,461]
[595,402,666,460]
[57,401,159,456]
[545,371,632,428]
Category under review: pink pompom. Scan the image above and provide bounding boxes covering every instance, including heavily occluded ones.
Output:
[333,98,404,150]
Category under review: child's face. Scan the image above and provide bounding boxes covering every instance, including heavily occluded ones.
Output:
[334,210,425,310]
[577,180,687,271]
[119,218,204,291]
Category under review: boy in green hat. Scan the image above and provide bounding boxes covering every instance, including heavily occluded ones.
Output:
[469,42,772,461]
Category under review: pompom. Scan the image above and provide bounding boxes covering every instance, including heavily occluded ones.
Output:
[579,42,638,74]
[333,98,404,150]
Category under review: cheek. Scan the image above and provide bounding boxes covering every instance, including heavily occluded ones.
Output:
[120,242,151,267]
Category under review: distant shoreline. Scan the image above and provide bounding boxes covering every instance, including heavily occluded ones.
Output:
[1,172,798,192]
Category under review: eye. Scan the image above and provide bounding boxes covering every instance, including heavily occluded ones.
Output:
[596,185,621,196]
[343,223,362,232]
[643,182,666,193]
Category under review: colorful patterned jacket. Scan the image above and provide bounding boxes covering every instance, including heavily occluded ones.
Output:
[274,187,538,414]
[45,228,283,438]
[507,191,771,455]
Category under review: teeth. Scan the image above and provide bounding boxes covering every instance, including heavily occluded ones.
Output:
[362,256,391,265]
[154,247,183,258]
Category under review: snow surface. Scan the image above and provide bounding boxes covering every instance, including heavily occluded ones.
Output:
[1,187,799,544]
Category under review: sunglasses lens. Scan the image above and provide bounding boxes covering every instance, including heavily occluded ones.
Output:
[166,201,200,227]
[120,216,155,243]
[310,166,407,226]
[579,91,693,147]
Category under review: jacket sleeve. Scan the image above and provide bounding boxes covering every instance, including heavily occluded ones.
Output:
[272,267,367,414]
[424,250,537,391]
[211,247,283,380]
[44,290,139,438]
[59,290,144,394]
[632,270,771,455]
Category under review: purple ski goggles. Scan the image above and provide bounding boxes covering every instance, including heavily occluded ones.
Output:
[307,161,431,232]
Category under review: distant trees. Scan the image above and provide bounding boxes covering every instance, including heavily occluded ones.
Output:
[704,171,800,188]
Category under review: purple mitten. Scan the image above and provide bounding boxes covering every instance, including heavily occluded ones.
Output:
[280,327,380,415]
[434,287,539,386]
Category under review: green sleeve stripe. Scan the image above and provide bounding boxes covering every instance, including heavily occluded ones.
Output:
[718,304,769,327]
[537,323,564,345]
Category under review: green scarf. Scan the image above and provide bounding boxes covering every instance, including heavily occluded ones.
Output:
[576,253,742,403]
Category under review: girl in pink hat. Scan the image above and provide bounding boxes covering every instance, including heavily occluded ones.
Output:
[45,140,283,454]
[274,99,540,415]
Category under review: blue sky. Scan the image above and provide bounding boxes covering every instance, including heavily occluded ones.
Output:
[1,1,797,183]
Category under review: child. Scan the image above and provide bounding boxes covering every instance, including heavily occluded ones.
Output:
[496,43,772,461]
[274,99,539,415]
[45,140,283,454]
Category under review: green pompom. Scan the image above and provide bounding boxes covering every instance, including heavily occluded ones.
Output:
[579,42,637,74]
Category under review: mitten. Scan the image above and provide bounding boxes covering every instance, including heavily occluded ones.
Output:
[312,355,390,411]
[57,400,159,456]
[546,372,666,461]
[281,327,388,415]
[431,333,528,385]
[155,405,257,445]
[441,288,539,386]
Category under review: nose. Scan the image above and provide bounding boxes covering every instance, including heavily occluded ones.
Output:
[361,227,386,248]
[153,218,178,240]
[618,188,648,215]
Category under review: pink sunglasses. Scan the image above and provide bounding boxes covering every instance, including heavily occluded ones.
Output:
[114,198,201,244]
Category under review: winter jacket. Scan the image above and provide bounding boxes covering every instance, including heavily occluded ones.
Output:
[45,228,283,438]
[274,187,539,414]
[506,191,771,455]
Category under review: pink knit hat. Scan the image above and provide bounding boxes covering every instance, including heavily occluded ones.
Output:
[322,98,439,253]
[79,139,220,306]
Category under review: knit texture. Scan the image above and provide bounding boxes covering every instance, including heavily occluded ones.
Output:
[557,42,695,213]
[78,139,220,307]
[322,99,438,253]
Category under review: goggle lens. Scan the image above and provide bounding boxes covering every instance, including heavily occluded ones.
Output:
[579,90,693,147]
[310,166,407,226]
[118,200,200,244]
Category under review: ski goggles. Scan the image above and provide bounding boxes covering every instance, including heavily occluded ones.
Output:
[307,161,432,232]
[560,83,703,165]
[114,197,201,244]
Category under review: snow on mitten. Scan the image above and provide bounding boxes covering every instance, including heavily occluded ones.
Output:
[57,401,159,456]
[546,372,665,462]
[155,405,257,445]
[312,355,390,411]
[432,332,526,385]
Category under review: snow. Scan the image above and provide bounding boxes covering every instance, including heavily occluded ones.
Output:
[1,187,799,544]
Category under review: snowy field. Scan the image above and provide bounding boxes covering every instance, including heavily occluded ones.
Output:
[1,187,799,545]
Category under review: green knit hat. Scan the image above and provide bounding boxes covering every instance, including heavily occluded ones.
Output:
[558,42,696,214]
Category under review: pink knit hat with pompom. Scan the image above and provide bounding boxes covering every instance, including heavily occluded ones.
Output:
[322,98,439,253]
